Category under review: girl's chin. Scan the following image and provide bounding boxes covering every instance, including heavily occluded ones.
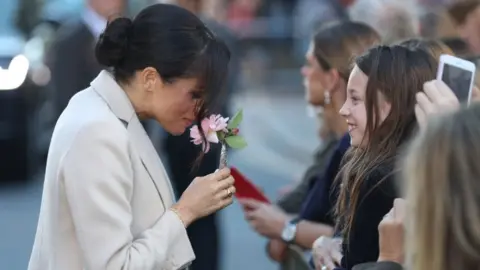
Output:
[349,135,363,148]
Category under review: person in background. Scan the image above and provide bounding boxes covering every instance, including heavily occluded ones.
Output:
[398,38,454,59]
[440,37,471,56]
[447,0,480,55]
[15,0,43,36]
[35,0,126,164]
[159,1,240,270]
[277,21,380,215]
[239,21,380,270]
[417,1,458,39]
[348,0,419,44]
[292,0,354,61]
[48,0,126,120]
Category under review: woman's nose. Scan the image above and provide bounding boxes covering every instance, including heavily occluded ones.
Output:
[301,66,309,77]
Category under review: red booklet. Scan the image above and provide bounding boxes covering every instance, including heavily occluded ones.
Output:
[230,166,270,203]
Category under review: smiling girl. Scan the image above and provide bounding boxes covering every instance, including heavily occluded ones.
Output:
[334,45,437,269]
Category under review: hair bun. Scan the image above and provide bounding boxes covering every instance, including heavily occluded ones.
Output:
[95,17,133,68]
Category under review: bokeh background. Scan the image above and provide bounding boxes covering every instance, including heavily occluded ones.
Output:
[0,0,476,269]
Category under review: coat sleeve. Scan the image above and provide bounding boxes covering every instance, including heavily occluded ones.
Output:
[61,121,195,270]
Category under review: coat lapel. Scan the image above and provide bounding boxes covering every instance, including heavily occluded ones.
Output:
[91,70,175,207]
[128,117,175,207]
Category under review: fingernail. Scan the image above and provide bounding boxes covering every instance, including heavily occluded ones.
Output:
[215,169,219,173]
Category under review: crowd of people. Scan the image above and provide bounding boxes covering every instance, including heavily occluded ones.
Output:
[237,1,480,270]
[25,0,480,270]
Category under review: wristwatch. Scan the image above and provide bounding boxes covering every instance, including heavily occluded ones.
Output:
[281,217,301,243]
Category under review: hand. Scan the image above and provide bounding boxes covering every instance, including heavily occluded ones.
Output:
[277,184,293,197]
[239,199,288,239]
[266,239,287,262]
[415,80,459,129]
[472,85,480,102]
[312,236,342,270]
[172,168,236,226]
[378,198,406,264]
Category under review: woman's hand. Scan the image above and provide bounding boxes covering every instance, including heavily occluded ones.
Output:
[277,184,294,197]
[239,199,288,239]
[312,236,342,270]
[266,239,288,262]
[377,198,405,264]
[172,168,235,226]
[415,80,459,129]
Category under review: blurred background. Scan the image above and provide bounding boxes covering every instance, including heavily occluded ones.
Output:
[0,0,479,269]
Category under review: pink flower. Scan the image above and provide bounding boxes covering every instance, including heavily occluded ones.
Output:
[190,114,229,153]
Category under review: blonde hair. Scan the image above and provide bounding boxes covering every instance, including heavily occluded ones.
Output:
[403,103,480,270]
[398,38,454,59]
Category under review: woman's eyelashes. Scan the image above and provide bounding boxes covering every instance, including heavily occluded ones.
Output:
[190,91,203,100]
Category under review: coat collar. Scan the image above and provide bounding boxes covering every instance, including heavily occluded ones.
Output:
[91,70,175,207]
[90,70,135,124]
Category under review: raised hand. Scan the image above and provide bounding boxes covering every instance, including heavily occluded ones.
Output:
[377,198,406,264]
[415,80,460,129]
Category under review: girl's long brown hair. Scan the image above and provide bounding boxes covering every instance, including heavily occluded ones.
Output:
[335,45,437,239]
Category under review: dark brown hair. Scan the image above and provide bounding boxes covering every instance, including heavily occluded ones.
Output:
[335,45,437,237]
[96,4,230,152]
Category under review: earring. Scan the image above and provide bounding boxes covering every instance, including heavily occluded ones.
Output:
[324,91,331,105]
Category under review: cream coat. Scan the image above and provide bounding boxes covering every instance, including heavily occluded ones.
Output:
[28,70,195,270]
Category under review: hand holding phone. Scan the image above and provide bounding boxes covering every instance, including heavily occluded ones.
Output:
[436,54,476,104]
[416,80,460,129]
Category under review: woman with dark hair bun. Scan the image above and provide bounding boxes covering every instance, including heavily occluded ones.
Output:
[29,4,235,270]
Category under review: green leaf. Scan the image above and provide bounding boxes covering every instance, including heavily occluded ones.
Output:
[225,135,247,149]
[217,131,225,141]
[227,109,243,129]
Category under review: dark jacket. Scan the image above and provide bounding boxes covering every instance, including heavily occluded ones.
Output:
[276,135,339,214]
[339,160,399,270]
[352,262,403,270]
[48,19,102,120]
[300,133,351,224]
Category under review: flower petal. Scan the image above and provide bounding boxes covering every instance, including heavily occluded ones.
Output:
[206,130,219,143]
[201,117,212,130]
[214,116,229,131]
[190,125,200,139]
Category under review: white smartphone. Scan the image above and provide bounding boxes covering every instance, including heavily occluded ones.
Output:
[437,54,476,104]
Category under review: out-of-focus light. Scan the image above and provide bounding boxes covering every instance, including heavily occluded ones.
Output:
[31,65,51,86]
[0,55,30,90]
